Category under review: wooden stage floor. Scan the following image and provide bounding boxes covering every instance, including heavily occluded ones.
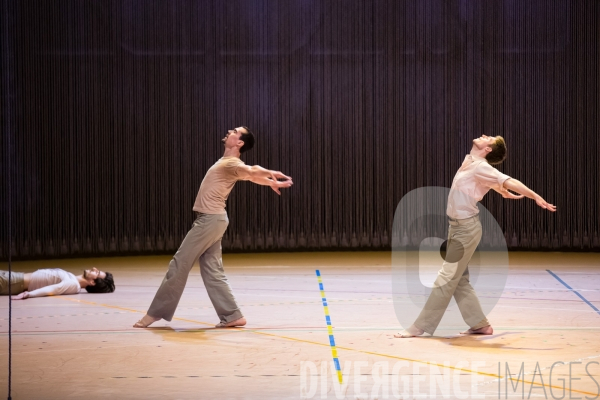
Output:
[1,252,599,399]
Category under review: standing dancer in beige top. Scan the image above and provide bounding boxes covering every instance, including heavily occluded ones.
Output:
[134,126,293,328]
[395,135,556,338]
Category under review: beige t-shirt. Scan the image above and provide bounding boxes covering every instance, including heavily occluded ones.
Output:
[446,154,511,219]
[193,157,252,214]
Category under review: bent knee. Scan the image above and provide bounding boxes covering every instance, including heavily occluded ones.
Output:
[201,271,228,282]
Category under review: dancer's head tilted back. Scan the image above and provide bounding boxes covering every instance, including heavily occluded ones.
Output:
[239,126,255,153]
[222,126,254,156]
[83,269,116,293]
[484,136,507,165]
[471,135,507,165]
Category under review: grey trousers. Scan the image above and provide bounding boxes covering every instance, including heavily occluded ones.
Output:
[414,217,490,335]
[147,213,243,323]
[0,271,25,295]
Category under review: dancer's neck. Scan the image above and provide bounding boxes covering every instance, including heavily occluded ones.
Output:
[223,148,241,158]
[469,145,489,160]
[76,275,91,288]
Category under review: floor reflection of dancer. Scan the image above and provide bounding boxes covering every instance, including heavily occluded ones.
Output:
[134,127,293,328]
[396,135,556,338]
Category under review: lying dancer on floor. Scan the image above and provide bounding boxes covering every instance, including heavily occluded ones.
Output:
[396,135,556,338]
[134,126,293,328]
[1,267,115,299]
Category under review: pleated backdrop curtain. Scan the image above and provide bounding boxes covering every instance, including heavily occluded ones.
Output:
[1,0,599,259]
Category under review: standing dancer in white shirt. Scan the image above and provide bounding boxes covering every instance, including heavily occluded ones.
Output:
[395,135,556,338]
[134,126,293,329]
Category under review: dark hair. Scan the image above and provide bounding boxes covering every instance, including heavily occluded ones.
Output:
[485,136,507,165]
[239,126,255,153]
[85,272,115,293]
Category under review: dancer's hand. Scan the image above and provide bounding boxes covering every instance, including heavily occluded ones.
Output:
[500,190,524,200]
[534,195,557,212]
[269,170,292,182]
[270,178,293,195]
[11,291,29,300]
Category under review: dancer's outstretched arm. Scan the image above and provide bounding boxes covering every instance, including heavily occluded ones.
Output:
[492,187,524,200]
[240,165,293,195]
[503,179,557,211]
[12,281,74,300]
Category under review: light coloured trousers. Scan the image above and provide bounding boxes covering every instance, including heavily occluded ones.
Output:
[414,217,490,335]
[0,271,25,295]
[148,213,243,323]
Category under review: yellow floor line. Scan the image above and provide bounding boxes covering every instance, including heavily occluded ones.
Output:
[54,297,597,397]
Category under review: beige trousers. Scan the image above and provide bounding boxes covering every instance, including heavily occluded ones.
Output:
[0,271,25,295]
[147,213,243,323]
[414,217,490,335]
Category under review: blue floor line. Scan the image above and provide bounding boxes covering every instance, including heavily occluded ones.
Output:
[546,269,600,316]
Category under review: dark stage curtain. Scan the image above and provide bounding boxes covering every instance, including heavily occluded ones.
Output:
[1,0,599,259]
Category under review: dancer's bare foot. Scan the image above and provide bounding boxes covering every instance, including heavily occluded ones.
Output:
[133,314,160,328]
[460,325,493,335]
[215,317,247,328]
[394,325,425,338]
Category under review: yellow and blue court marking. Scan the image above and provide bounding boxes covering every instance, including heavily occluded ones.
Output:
[316,269,343,383]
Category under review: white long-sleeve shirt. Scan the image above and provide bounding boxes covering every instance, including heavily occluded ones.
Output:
[28,269,81,298]
[446,154,511,219]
